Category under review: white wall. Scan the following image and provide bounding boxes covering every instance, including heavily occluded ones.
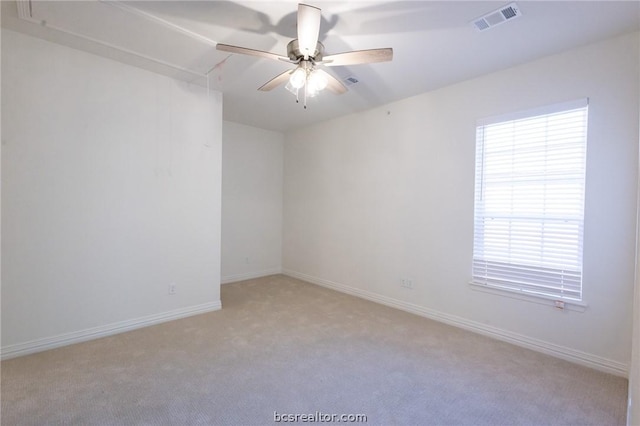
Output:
[1,6,4,356]
[283,32,639,375]
[630,226,640,423]
[1,29,223,358]
[221,121,283,283]
[629,102,640,424]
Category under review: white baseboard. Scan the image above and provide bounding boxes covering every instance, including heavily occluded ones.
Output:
[282,269,628,378]
[1,301,222,360]
[221,268,282,284]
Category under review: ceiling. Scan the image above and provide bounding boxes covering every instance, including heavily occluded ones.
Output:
[2,1,639,132]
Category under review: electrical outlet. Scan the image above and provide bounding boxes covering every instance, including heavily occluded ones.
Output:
[401,278,414,289]
[168,283,176,295]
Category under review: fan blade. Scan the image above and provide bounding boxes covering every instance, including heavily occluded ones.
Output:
[216,43,289,62]
[258,69,293,91]
[323,48,393,66]
[316,69,347,95]
[297,4,321,59]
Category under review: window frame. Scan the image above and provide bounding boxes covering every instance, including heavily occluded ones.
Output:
[470,99,589,307]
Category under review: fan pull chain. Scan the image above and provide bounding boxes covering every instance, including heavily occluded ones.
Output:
[303,82,308,109]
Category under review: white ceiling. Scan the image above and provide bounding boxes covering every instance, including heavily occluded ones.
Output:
[2,1,639,132]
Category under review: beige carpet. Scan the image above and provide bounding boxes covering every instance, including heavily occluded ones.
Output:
[1,274,628,425]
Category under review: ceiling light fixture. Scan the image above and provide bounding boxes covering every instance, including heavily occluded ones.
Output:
[285,60,329,109]
[289,66,307,89]
[308,69,328,92]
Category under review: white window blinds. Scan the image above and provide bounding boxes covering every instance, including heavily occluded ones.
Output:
[472,99,588,301]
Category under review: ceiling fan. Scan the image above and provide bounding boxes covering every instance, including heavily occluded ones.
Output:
[216,3,393,108]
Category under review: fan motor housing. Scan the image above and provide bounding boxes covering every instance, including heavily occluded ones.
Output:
[287,39,324,62]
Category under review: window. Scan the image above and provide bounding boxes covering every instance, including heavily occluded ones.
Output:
[472,99,588,302]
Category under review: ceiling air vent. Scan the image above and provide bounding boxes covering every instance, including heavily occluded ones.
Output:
[343,76,359,86]
[472,3,522,32]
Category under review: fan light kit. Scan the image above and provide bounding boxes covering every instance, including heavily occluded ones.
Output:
[283,51,329,104]
[217,3,393,109]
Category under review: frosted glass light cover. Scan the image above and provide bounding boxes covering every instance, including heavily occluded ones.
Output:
[289,67,306,89]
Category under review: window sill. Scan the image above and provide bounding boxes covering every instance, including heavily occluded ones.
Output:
[468,281,588,312]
